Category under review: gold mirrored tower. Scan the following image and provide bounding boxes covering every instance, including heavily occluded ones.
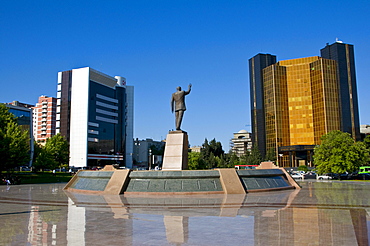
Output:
[263,56,341,167]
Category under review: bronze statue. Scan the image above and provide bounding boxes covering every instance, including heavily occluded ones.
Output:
[171,84,192,131]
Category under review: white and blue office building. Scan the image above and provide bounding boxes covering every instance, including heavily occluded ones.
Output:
[56,67,134,168]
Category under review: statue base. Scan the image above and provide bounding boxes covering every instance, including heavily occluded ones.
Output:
[162,131,188,170]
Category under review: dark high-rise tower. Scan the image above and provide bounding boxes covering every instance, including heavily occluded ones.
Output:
[320,41,361,140]
[249,54,276,157]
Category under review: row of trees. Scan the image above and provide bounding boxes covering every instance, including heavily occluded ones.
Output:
[189,131,370,173]
[0,104,69,172]
[188,138,274,170]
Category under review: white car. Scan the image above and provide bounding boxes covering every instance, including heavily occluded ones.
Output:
[317,174,333,180]
[291,172,304,179]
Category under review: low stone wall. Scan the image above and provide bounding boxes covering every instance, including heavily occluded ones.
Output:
[64,168,300,195]
[237,169,294,192]
[126,170,223,194]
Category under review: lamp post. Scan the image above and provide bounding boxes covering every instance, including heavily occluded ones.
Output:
[148,149,152,170]
[278,154,283,167]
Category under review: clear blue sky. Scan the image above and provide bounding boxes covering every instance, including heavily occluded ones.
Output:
[1,0,370,150]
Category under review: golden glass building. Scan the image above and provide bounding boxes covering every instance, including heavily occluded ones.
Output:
[262,56,341,167]
[249,42,360,167]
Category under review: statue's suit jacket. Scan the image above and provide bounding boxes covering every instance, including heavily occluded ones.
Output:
[172,89,190,112]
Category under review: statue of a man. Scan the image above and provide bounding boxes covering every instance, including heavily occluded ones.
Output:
[171,84,192,131]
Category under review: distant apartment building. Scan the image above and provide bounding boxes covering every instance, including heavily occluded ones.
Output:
[5,101,34,166]
[360,125,370,140]
[189,146,201,153]
[230,130,252,157]
[32,96,57,143]
[133,138,165,169]
[249,41,360,167]
[56,67,134,168]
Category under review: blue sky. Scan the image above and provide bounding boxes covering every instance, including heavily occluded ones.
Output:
[1,0,370,150]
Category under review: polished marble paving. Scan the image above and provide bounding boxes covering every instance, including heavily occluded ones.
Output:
[0,180,369,246]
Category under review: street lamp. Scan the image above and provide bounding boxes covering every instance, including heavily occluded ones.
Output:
[278,154,283,167]
[148,149,152,170]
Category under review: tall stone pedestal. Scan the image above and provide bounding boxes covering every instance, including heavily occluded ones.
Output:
[162,131,188,170]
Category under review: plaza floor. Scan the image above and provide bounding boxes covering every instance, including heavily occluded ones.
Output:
[0,180,369,246]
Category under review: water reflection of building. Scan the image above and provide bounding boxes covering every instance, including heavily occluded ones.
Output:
[26,205,68,246]
[66,195,133,246]
[20,185,365,246]
[67,189,369,246]
[254,207,368,245]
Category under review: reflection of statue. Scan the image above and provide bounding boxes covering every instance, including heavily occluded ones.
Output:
[171,84,192,131]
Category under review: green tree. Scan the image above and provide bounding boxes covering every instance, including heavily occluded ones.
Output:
[33,148,57,171]
[33,141,43,164]
[208,138,224,157]
[363,135,370,150]
[247,145,262,165]
[228,152,240,167]
[297,165,309,172]
[44,133,69,168]
[188,151,202,170]
[199,138,225,169]
[264,147,277,162]
[314,130,369,174]
[0,104,30,172]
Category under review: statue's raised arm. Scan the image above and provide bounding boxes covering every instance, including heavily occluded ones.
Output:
[185,83,192,94]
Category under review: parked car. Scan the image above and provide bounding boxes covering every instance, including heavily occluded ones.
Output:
[349,173,370,180]
[291,172,304,179]
[338,173,349,180]
[317,173,338,180]
[303,172,317,179]
[347,172,358,180]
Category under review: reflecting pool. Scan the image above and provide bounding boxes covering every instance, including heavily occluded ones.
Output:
[0,181,369,245]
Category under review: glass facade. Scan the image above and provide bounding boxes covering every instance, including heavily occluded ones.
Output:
[8,108,31,126]
[249,42,360,167]
[321,42,361,140]
[310,59,340,143]
[249,54,277,157]
[263,64,289,153]
[58,70,72,142]
[87,81,126,159]
[263,57,341,167]
[6,105,34,166]
[57,68,130,168]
